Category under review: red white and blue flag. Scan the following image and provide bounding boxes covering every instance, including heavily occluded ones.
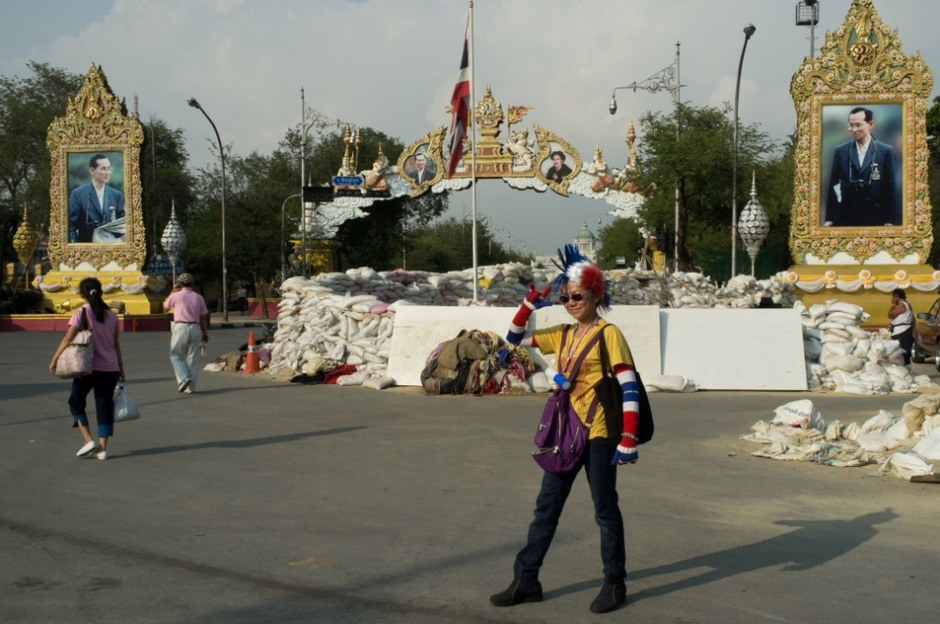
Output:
[447,16,471,178]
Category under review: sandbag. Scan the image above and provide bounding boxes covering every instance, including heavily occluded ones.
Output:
[772,399,821,429]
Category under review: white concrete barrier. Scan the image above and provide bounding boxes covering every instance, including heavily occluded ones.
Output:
[387,305,806,390]
[660,308,807,390]
[387,305,662,387]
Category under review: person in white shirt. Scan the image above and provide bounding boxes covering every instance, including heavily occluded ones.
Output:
[888,288,914,366]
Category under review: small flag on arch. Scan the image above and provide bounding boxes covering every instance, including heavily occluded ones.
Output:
[447,16,471,178]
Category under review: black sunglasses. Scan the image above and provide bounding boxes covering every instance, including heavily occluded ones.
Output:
[559,293,587,304]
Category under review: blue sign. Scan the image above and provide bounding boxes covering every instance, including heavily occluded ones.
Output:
[148,255,184,275]
[332,175,364,186]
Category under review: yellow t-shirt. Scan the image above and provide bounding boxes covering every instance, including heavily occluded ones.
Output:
[532,320,634,439]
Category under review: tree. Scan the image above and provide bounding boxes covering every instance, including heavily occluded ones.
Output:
[140,117,197,257]
[0,62,83,271]
[596,218,646,269]
[403,216,524,271]
[634,102,781,278]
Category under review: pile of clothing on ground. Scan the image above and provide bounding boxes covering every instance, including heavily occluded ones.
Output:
[420,330,535,395]
[743,396,940,481]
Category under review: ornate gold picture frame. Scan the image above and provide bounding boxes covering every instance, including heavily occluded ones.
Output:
[534,126,581,197]
[789,0,933,264]
[46,64,145,270]
[398,128,445,195]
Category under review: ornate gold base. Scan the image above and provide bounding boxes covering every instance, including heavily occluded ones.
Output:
[35,270,169,315]
[786,264,939,327]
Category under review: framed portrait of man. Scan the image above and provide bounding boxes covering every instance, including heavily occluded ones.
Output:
[46,64,145,270]
[403,145,439,187]
[66,151,127,244]
[787,0,932,265]
[819,103,904,228]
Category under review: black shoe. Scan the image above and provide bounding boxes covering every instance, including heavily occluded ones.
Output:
[489,579,543,607]
[589,577,626,614]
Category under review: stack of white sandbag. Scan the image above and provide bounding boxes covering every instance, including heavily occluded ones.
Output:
[268,276,395,379]
[265,265,797,381]
[744,396,940,480]
[797,299,922,394]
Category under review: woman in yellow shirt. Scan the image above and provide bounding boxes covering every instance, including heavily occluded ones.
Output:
[491,244,639,614]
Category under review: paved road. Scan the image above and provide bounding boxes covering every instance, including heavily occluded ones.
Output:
[2,328,937,623]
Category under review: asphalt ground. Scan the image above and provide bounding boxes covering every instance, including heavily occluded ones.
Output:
[1,327,938,624]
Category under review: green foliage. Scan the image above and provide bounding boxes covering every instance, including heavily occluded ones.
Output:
[403,216,526,272]
[631,102,789,279]
[596,218,646,269]
[140,118,197,253]
[0,62,84,269]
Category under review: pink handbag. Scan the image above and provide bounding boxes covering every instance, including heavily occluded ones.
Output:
[54,308,94,379]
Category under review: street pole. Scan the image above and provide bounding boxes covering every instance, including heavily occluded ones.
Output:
[187,97,228,321]
[731,25,756,279]
[609,42,682,272]
[281,193,302,283]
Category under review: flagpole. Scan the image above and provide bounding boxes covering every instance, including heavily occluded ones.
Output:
[468,1,479,302]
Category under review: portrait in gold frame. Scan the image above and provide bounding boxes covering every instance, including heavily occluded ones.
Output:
[46,64,145,270]
[398,128,445,196]
[789,0,933,264]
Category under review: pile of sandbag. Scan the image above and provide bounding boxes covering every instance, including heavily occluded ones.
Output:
[274,264,796,310]
[267,277,395,381]
[798,299,928,394]
[743,396,940,481]
[263,264,796,383]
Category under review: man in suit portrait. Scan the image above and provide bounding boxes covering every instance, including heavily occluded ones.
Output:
[407,152,437,186]
[69,153,126,243]
[824,107,899,227]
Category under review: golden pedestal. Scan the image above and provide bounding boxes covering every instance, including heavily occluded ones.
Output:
[786,264,939,328]
[36,270,168,315]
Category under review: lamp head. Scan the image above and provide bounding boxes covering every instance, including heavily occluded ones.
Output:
[187,98,200,110]
[744,24,756,39]
[609,96,618,115]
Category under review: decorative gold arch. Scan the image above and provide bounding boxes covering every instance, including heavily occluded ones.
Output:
[312,84,643,250]
[789,0,933,264]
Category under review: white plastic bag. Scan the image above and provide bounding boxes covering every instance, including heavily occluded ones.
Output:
[114,384,141,422]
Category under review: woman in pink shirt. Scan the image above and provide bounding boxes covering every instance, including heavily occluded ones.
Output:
[49,277,125,460]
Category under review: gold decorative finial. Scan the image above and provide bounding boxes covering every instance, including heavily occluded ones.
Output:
[12,202,40,266]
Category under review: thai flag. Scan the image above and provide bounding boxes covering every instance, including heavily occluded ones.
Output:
[447,17,471,178]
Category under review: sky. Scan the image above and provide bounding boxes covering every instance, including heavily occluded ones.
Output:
[2,0,938,257]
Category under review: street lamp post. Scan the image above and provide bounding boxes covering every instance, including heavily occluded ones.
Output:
[795,1,820,58]
[731,24,756,280]
[281,193,302,283]
[609,42,682,272]
[187,97,229,321]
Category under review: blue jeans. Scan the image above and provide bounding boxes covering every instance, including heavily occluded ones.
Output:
[513,437,626,581]
[69,371,120,438]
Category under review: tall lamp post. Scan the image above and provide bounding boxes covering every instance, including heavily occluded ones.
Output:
[730,24,756,279]
[795,1,820,58]
[609,42,682,272]
[281,193,302,283]
[187,97,229,321]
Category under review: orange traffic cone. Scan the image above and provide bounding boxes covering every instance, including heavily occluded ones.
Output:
[244,330,260,374]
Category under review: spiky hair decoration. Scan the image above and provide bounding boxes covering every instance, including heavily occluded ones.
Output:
[551,243,612,311]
